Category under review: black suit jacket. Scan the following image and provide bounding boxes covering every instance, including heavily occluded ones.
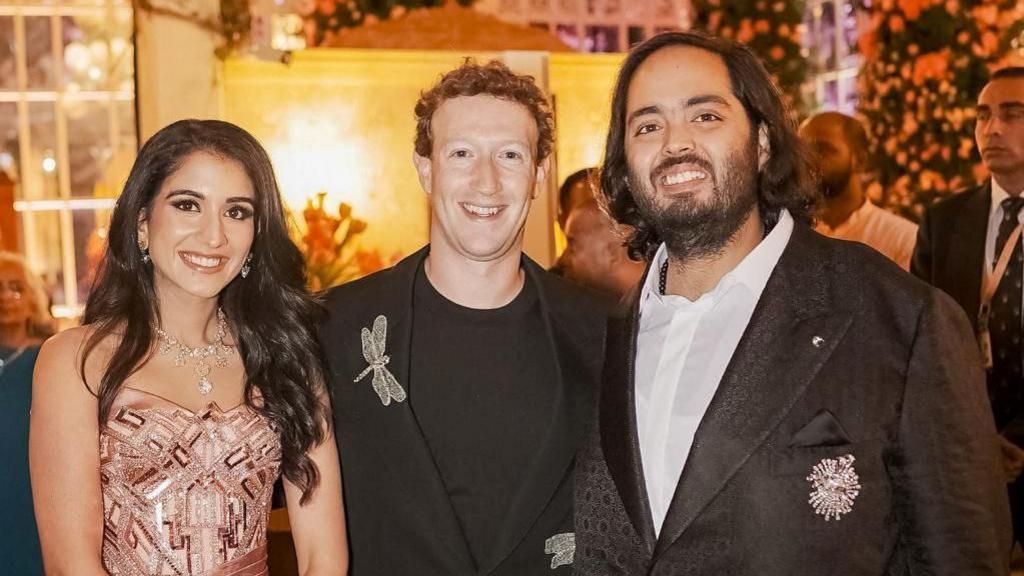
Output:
[575,224,1010,575]
[323,247,606,576]
[910,182,990,332]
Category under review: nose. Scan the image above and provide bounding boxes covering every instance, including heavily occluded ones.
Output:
[474,159,501,196]
[980,115,1003,138]
[663,122,695,157]
[200,211,228,248]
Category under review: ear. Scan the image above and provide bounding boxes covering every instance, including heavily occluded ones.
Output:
[137,208,148,245]
[413,152,432,195]
[757,123,771,171]
[533,156,551,200]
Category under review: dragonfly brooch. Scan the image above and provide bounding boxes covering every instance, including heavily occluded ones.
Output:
[354,315,407,406]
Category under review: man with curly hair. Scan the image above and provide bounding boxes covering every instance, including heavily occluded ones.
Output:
[322,59,606,575]
[574,31,1009,575]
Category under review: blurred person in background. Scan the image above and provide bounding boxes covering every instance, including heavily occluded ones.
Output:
[550,167,601,276]
[800,112,917,270]
[0,251,54,576]
[558,198,645,303]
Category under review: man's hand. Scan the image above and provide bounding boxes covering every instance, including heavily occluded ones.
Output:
[998,435,1024,482]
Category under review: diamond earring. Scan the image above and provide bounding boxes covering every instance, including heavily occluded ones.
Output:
[240,253,253,278]
[138,240,150,264]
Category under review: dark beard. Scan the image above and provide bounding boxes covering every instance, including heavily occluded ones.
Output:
[818,163,852,199]
[628,144,759,262]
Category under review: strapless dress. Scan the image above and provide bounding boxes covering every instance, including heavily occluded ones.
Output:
[99,387,281,576]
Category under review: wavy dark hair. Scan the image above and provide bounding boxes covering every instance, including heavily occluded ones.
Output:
[82,119,328,503]
[600,31,817,260]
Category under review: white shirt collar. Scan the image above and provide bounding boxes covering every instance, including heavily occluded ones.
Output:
[640,209,795,309]
[990,177,1010,220]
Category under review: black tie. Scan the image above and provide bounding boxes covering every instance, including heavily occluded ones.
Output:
[989,196,1024,430]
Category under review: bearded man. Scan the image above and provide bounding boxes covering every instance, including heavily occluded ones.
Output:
[573,31,1010,576]
[800,111,917,270]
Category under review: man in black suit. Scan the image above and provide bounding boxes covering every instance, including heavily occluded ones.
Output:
[322,60,606,575]
[574,31,1010,575]
[912,66,1024,550]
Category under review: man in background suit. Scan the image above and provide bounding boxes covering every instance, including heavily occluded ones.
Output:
[912,65,1024,550]
[322,60,605,575]
[574,31,1010,575]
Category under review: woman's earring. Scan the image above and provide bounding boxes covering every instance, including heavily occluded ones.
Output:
[240,253,253,278]
[138,240,150,264]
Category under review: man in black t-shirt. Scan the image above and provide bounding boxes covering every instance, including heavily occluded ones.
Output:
[321,60,607,576]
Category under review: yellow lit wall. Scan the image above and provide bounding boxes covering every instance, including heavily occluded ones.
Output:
[549,52,624,189]
[222,49,623,263]
[223,49,499,261]
[548,52,624,255]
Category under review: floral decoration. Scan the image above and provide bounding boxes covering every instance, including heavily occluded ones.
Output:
[297,192,399,290]
[856,0,1023,219]
[691,0,809,115]
[300,0,473,47]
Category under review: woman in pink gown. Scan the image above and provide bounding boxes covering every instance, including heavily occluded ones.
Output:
[30,120,348,575]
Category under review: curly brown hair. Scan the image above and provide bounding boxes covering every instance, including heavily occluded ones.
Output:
[414,59,554,164]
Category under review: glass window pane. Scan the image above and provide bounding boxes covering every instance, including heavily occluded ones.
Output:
[27,101,58,199]
[25,16,55,90]
[0,102,20,191]
[21,210,62,306]
[585,25,619,53]
[65,99,111,197]
[115,98,136,157]
[74,207,109,302]
[0,17,16,90]
[628,26,645,48]
[556,24,580,50]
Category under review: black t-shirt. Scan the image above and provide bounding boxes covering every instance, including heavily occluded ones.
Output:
[410,265,558,568]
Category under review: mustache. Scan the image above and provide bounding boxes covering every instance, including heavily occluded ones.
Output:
[650,154,715,184]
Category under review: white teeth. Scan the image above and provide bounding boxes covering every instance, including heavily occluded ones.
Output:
[663,170,707,185]
[463,204,501,216]
[182,253,224,268]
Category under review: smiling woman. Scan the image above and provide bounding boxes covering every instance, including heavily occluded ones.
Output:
[29,120,348,576]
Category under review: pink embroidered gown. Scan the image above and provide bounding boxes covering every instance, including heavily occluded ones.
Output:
[99,388,281,575]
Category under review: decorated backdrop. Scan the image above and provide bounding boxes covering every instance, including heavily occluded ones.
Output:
[690,0,809,115]
[857,0,1024,219]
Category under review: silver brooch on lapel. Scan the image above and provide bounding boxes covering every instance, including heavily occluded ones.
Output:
[354,315,406,406]
[806,454,861,521]
[544,532,574,569]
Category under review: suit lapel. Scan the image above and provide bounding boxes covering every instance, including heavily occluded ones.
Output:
[362,247,477,572]
[478,258,599,575]
[652,225,854,560]
[948,183,990,329]
[600,268,658,554]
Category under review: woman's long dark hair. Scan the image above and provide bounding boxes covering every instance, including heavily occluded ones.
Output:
[82,119,328,503]
[601,31,818,260]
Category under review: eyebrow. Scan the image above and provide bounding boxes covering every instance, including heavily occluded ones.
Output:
[626,94,733,124]
[166,189,255,205]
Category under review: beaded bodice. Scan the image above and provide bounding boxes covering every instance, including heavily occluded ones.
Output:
[99,388,281,575]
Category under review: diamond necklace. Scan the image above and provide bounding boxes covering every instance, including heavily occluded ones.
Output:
[155,308,234,395]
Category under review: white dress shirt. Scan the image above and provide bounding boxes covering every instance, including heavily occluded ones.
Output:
[814,198,917,270]
[984,178,1024,319]
[635,210,794,536]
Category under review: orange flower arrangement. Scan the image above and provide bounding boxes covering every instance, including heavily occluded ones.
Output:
[297,192,394,291]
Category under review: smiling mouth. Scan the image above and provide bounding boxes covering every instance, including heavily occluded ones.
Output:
[660,170,709,186]
[179,251,228,273]
[460,202,505,218]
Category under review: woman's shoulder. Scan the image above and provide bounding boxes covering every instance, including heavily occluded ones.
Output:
[38,325,118,393]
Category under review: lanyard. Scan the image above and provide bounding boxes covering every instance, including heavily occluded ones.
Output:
[978,223,1023,369]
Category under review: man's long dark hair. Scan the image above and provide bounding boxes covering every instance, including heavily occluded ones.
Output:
[601,31,817,260]
[82,119,328,503]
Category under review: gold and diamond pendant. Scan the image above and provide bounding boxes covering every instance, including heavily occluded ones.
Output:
[155,308,233,396]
